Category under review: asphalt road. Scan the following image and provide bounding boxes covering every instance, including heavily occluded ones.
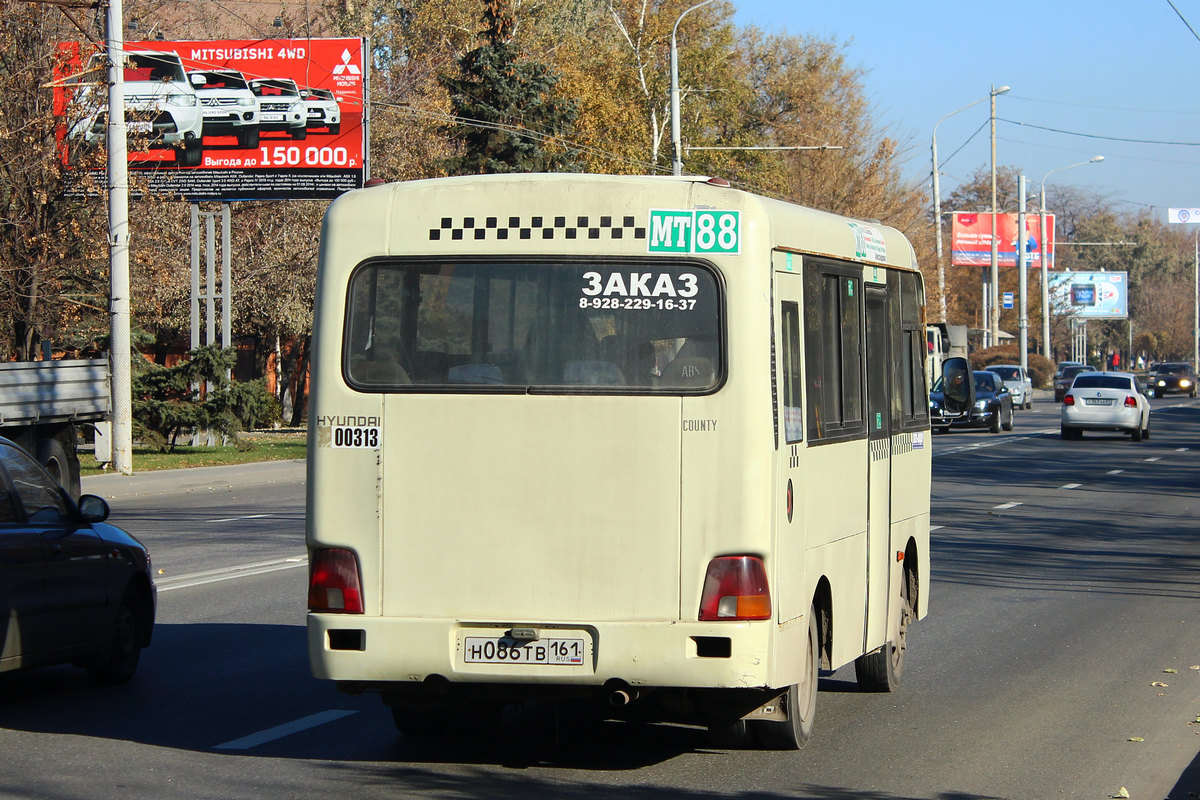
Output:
[0,396,1196,800]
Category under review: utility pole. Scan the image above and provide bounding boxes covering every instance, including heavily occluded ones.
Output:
[106,0,134,475]
[1017,175,1028,371]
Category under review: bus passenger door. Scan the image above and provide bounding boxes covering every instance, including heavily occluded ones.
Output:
[773,256,807,625]
[863,283,892,650]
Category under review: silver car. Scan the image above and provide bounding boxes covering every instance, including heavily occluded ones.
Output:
[1060,371,1150,441]
[985,364,1033,409]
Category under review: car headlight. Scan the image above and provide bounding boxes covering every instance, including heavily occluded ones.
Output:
[289,100,304,113]
[974,399,989,410]
[1181,379,1192,388]
[165,93,197,107]
[238,96,256,107]
[1157,379,1166,386]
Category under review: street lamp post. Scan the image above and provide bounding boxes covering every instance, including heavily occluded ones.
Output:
[932,91,1004,323]
[988,84,1009,349]
[1039,156,1104,360]
[670,0,716,177]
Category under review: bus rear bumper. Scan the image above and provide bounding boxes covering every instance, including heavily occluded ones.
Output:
[308,614,781,695]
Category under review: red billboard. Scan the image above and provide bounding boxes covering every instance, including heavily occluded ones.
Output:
[951,212,1056,268]
[55,38,365,200]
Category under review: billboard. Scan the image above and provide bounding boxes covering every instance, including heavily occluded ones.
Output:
[951,212,1056,268]
[1168,208,1200,224]
[54,38,365,200]
[1048,271,1128,319]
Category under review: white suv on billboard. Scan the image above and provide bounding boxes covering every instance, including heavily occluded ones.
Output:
[249,78,308,140]
[71,50,204,167]
[301,88,341,135]
[188,69,260,149]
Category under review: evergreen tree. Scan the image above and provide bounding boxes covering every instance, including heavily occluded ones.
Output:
[441,0,582,174]
[132,346,279,451]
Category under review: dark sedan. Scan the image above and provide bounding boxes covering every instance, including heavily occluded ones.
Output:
[0,436,155,683]
[1054,364,1098,402]
[931,370,1014,433]
[1146,362,1197,397]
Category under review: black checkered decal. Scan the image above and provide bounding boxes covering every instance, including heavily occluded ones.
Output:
[429,215,647,242]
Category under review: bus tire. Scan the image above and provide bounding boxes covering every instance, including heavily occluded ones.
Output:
[854,570,913,692]
[752,608,818,750]
[706,718,753,748]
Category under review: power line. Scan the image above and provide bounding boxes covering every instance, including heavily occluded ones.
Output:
[997,117,1200,147]
[1166,0,1200,45]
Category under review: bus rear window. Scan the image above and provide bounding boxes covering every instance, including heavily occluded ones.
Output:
[343,260,723,393]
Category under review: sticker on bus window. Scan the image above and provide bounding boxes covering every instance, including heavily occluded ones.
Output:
[848,222,888,263]
[578,271,701,310]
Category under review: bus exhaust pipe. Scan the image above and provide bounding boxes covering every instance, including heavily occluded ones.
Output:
[608,688,640,707]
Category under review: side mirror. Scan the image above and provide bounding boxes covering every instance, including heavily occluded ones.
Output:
[189,73,207,87]
[78,494,110,523]
[941,357,975,414]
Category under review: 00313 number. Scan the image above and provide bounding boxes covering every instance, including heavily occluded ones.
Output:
[331,426,380,448]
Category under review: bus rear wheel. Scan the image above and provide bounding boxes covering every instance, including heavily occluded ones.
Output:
[855,570,913,692]
[752,608,818,750]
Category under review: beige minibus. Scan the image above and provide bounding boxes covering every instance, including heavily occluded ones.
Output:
[307,173,934,749]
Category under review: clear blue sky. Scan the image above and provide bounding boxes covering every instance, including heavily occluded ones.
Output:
[730,0,1200,219]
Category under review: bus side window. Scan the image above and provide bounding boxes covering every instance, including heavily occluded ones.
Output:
[804,262,866,443]
[897,271,929,429]
[781,301,803,443]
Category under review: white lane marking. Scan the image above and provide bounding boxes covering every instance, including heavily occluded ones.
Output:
[207,513,275,523]
[993,502,1023,510]
[214,710,359,751]
[157,556,307,592]
[1177,448,1189,452]
[1144,457,1161,462]
[1061,483,1082,490]
[932,428,1059,457]
[1106,470,1124,475]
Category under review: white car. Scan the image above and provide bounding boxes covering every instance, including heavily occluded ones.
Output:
[249,78,308,140]
[1061,371,1150,441]
[985,364,1033,409]
[71,50,204,166]
[188,69,260,148]
[301,88,341,134]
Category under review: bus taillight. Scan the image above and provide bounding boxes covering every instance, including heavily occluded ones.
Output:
[309,548,364,614]
[699,556,771,621]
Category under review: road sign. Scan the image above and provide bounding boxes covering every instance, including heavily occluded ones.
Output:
[1002,291,1014,309]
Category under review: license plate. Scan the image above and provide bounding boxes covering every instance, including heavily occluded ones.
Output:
[463,636,585,665]
[1084,398,1113,405]
[261,113,284,122]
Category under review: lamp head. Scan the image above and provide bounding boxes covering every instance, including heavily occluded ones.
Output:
[992,85,1011,96]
